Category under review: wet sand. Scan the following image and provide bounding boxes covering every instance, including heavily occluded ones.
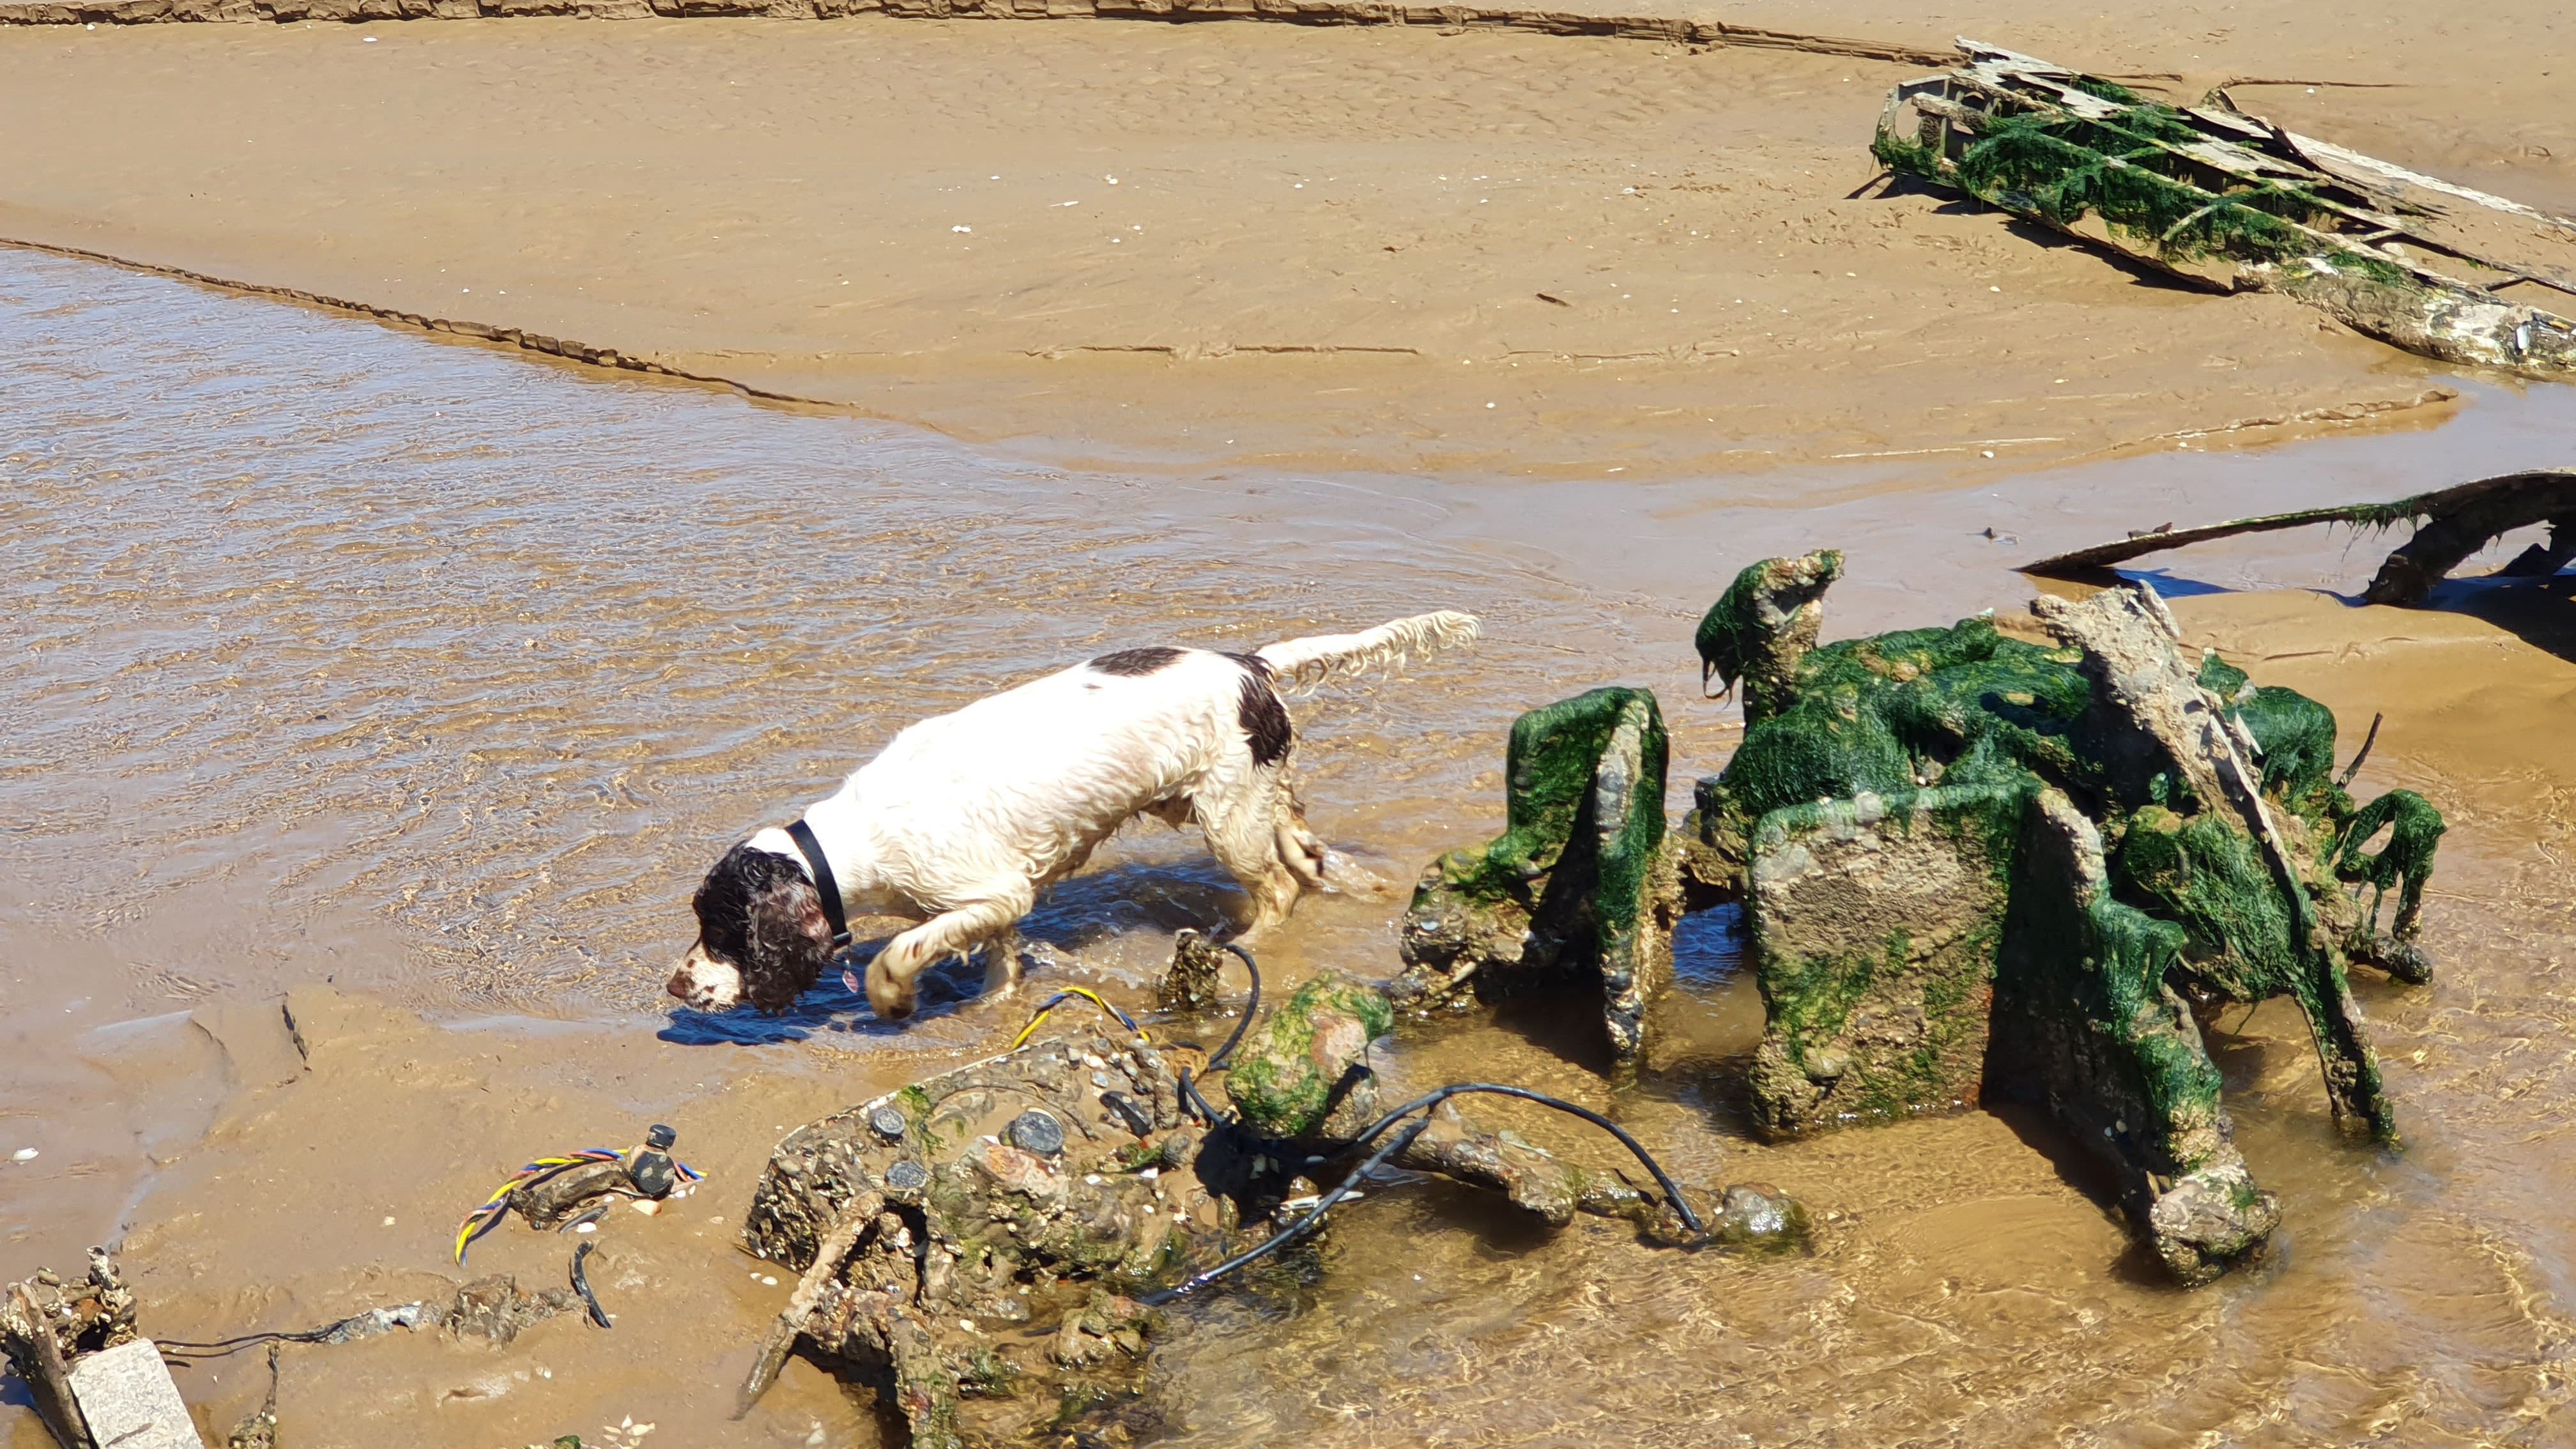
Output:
[8,12,2564,479]
[4,6,2575,1444]
[9,245,2576,1446]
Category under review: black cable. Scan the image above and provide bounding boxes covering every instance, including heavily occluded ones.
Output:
[1142,1112,1436,1305]
[571,1241,612,1328]
[1152,942,1699,1298]
[1144,1080,1706,1303]
[1176,940,1262,1124]
[1331,1084,1703,1234]
[158,1304,422,1360]
[1205,941,1262,1070]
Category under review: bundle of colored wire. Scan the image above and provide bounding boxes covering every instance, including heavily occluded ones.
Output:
[452,1147,703,1264]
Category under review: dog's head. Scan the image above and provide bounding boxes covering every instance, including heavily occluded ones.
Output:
[667,842,835,1013]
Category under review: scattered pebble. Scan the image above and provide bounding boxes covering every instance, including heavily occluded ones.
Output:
[575,1222,597,1234]
[951,225,972,234]
[762,1275,779,1287]
[11,1149,36,1163]
[381,1216,396,1227]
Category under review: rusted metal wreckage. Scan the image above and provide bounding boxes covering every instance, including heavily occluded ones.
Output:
[1874,42,2576,378]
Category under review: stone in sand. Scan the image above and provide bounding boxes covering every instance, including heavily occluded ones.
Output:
[67,1338,205,1449]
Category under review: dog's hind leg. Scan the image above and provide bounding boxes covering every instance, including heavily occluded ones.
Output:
[1273,778,1328,892]
[868,882,1035,1022]
[1198,782,1301,939]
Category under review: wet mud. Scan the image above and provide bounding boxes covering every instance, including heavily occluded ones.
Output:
[4,197,2575,1449]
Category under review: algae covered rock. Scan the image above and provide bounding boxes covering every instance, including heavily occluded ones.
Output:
[1694,548,1843,723]
[1683,558,2096,904]
[1222,971,1394,1141]
[2033,585,2397,1142]
[1396,686,1679,1060]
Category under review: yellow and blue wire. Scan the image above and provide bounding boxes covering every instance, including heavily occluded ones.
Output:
[454,1148,703,1264]
[1008,988,1150,1051]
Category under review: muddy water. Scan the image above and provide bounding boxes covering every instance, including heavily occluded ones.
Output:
[5,244,2575,1446]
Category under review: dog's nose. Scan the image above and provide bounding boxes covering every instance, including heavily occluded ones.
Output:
[665,965,696,1001]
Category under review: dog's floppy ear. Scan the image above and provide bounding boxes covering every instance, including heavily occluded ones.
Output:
[696,844,836,1013]
[742,875,835,1012]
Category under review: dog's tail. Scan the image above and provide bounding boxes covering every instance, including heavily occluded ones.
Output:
[1254,610,1480,691]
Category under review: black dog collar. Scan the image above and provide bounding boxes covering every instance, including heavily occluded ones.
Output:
[783,818,852,946]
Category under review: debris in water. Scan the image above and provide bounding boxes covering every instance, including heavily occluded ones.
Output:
[454,1125,702,1264]
[1874,43,2576,377]
[2018,467,2576,603]
[571,1242,613,1330]
[1678,553,2444,1282]
[220,1346,279,1449]
[1,1248,159,1449]
[735,950,1777,1448]
[1155,927,1232,1015]
[1393,686,1680,1061]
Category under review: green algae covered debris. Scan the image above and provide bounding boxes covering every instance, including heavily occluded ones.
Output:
[1223,972,1396,1141]
[1873,43,2576,378]
[1397,686,1678,1060]
[1747,783,2029,1137]
[1692,552,2444,1281]
[1694,549,1843,724]
[1988,791,2278,1284]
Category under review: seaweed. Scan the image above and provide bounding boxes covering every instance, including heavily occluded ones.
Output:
[2334,788,2446,940]
[1873,46,2576,380]
[1398,686,1678,1059]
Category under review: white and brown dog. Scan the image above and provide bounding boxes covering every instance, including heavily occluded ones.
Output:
[668,610,1477,1020]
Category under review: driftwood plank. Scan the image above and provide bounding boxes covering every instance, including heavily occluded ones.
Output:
[2018,469,2576,604]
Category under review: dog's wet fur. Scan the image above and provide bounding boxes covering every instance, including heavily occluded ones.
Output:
[670,610,1477,1020]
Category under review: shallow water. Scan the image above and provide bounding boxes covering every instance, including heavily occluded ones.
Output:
[5,246,2575,1446]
